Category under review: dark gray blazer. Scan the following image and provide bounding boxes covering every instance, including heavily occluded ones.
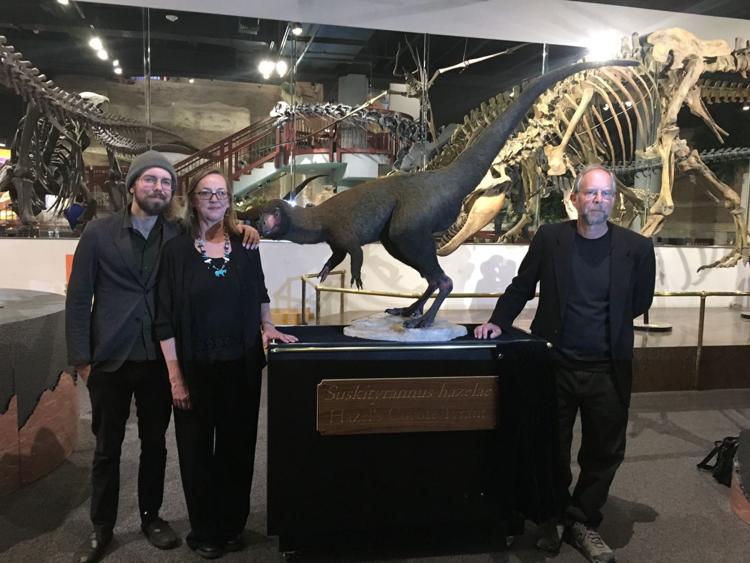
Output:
[489,220,655,404]
[65,209,181,371]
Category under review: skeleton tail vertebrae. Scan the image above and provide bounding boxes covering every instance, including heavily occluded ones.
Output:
[0,35,180,148]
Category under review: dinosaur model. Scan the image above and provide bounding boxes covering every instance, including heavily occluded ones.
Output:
[260,58,637,328]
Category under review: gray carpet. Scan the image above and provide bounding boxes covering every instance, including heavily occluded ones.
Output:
[1,378,749,563]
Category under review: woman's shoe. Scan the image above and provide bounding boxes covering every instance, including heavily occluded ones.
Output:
[186,536,224,560]
[223,534,245,552]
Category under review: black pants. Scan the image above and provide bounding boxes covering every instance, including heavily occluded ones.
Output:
[555,361,628,528]
[87,360,173,535]
[173,357,262,543]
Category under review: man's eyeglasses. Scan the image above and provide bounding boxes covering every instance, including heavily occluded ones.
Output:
[193,189,229,201]
[139,175,174,190]
[580,189,615,200]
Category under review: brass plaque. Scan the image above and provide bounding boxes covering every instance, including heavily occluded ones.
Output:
[317,376,498,435]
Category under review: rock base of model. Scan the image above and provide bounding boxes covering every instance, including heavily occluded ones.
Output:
[343,312,467,342]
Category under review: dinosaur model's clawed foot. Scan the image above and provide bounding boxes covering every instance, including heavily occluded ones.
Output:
[317,264,331,282]
[403,315,434,329]
[350,276,363,290]
[385,306,422,318]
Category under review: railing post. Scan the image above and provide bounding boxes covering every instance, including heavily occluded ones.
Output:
[693,292,707,390]
[315,286,321,326]
[301,277,307,326]
[340,271,345,319]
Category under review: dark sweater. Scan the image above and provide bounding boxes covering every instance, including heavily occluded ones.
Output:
[559,231,611,361]
[154,233,270,379]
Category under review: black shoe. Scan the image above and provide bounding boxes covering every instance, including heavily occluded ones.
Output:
[186,536,224,560]
[223,533,245,552]
[141,517,179,550]
[535,520,564,553]
[72,530,112,563]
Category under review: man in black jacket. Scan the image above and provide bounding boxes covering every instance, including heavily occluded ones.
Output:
[66,150,259,563]
[475,165,655,563]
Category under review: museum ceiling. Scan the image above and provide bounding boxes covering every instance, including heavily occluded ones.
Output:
[579,0,750,20]
[1,0,539,84]
[0,1,588,124]
[2,0,750,133]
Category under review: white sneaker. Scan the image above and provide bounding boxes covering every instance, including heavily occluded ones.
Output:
[535,520,564,553]
[565,522,616,563]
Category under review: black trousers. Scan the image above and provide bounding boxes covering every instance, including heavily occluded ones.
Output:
[173,357,262,543]
[555,361,628,528]
[87,360,173,535]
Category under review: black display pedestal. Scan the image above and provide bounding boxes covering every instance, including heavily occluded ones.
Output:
[266,325,558,558]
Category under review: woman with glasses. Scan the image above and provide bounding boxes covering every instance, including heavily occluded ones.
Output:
[155,168,297,559]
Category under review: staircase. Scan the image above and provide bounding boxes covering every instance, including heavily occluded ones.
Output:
[173,116,281,192]
[85,111,402,205]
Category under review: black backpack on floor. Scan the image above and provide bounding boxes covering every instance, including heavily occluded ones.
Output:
[697,436,739,486]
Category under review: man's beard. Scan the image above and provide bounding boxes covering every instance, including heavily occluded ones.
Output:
[582,208,608,226]
[135,192,170,215]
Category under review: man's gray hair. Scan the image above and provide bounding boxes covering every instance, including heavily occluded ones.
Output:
[573,164,616,193]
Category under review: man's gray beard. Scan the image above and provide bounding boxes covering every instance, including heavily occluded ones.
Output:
[135,193,170,216]
[583,210,608,226]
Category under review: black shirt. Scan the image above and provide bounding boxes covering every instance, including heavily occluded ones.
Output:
[559,230,611,362]
[124,212,163,361]
[155,233,271,375]
[188,254,245,362]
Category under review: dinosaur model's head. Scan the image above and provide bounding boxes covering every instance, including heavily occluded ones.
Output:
[258,199,291,238]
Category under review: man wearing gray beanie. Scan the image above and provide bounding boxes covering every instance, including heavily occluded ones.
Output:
[66,150,258,563]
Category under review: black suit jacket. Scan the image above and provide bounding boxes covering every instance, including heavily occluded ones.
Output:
[489,220,655,404]
[65,209,181,371]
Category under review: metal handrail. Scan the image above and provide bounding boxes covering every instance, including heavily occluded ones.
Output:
[299,270,346,325]
[303,283,750,388]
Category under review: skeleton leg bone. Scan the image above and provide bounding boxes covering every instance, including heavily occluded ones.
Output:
[677,149,750,270]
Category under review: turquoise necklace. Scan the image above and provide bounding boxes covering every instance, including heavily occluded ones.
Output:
[196,231,231,278]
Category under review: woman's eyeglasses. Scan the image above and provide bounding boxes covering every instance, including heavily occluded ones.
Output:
[193,189,229,200]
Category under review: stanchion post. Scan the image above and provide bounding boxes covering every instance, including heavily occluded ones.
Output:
[315,286,321,326]
[300,277,307,326]
[693,293,707,390]
[339,272,345,319]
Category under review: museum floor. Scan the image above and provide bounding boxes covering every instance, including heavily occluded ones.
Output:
[1,378,749,562]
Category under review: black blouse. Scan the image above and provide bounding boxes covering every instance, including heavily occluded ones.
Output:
[188,255,244,362]
[155,233,270,375]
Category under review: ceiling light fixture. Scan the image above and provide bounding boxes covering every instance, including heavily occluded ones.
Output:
[114,67,123,75]
[583,30,621,62]
[292,23,303,36]
[88,36,103,51]
[275,60,288,77]
[165,14,179,23]
[258,59,275,80]
[57,0,70,5]
[188,78,195,84]
[743,104,750,111]
[112,59,119,67]
[97,49,108,61]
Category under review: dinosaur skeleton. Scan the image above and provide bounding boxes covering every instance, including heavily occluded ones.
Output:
[0,35,187,225]
[429,28,750,271]
[270,100,420,170]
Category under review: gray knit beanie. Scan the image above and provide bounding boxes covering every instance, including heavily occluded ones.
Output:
[125,150,178,190]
